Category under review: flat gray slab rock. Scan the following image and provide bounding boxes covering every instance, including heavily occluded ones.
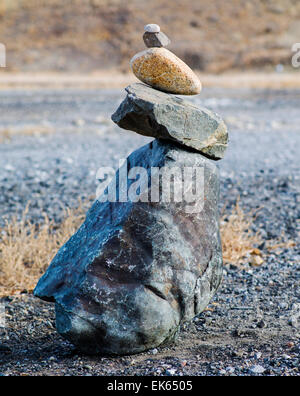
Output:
[34,140,223,355]
[112,83,228,160]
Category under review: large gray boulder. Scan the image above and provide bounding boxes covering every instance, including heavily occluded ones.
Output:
[34,139,223,355]
[112,83,228,160]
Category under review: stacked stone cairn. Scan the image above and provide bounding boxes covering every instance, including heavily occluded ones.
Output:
[34,24,229,355]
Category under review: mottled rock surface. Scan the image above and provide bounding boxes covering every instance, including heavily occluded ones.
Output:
[130,48,202,95]
[112,83,228,160]
[143,31,171,48]
[34,139,223,355]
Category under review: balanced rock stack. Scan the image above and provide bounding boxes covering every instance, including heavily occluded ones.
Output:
[131,24,202,95]
[34,25,229,355]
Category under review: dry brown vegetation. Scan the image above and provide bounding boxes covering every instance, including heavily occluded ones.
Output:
[0,200,267,297]
[220,202,263,267]
[0,202,87,296]
[1,0,299,73]
[0,126,55,143]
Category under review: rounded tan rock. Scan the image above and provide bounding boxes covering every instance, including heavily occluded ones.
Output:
[130,48,202,95]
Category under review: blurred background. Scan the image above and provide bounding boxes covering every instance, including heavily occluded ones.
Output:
[0,0,299,78]
[0,0,300,376]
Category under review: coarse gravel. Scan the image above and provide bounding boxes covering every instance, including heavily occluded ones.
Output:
[0,87,299,376]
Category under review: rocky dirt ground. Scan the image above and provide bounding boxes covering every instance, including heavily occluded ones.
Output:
[1,0,300,73]
[0,87,299,376]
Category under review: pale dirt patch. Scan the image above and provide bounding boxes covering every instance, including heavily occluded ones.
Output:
[0,126,55,143]
[0,72,300,90]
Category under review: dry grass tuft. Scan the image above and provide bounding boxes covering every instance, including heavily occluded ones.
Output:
[0,200,279,297]
[220,201,263,267]
[266,235,296,253]
[0,202,87,296]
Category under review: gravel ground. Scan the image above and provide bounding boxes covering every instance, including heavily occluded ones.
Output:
[0,87,299,376]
